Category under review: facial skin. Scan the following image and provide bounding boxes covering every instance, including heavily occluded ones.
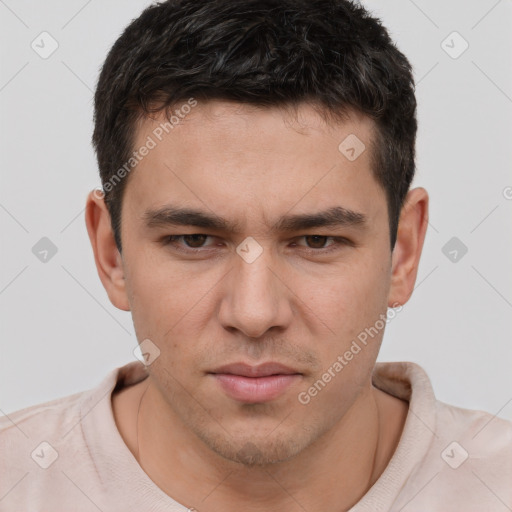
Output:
[86,100,428,511]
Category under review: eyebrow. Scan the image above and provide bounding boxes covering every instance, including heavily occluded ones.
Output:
[143,205,367,233]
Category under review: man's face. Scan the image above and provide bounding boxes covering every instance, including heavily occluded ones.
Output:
[119,100,394,465]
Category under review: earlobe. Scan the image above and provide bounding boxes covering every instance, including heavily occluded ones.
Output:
[85,190,131,312]
[387,187,429,308]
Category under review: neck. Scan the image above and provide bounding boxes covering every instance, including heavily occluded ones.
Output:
[132,379,391,512]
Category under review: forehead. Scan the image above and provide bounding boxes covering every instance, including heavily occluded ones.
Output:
[123,100,386,232]
[134,100,375,163]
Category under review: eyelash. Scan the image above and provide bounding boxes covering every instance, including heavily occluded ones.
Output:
[161,234,352,255]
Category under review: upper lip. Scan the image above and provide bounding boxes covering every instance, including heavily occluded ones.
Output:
[209,362,301,377]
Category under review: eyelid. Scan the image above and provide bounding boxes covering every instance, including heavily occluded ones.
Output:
[162,234,218,250]
[292,235,351,247]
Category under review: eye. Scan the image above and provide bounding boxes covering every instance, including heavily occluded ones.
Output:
[161,233,353,256]
[291,235,352,253]
[163,234,216,251]
[302,235,331,249]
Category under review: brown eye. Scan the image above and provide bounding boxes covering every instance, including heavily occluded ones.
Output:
[304,235,329,249]
[290,235,351,254]
[182,234,208,248]
[163,234,215,251]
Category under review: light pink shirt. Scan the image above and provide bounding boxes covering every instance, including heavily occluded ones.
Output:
[1,361,511,511]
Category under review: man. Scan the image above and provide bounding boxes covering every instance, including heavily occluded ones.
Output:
[1,0,510,510]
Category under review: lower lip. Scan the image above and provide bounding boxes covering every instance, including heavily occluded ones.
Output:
[211,373,301,403]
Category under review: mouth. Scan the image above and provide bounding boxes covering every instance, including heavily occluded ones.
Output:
[208,362,302,403]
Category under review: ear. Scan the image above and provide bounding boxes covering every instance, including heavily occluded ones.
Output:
[388,187,429,307]
[85,189,130,311]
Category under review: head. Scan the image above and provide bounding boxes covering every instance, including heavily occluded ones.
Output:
[86,0,428,466]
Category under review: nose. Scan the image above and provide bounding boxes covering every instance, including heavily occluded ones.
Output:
[217,246,294,339]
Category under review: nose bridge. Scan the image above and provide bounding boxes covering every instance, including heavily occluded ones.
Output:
[219,242,291,337]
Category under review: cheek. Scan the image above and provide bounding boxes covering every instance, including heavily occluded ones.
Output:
[295,258,390,370]
[294,274,386,416]
[304,260,388,329]
[124,253,216,374]
[125,246,194,317]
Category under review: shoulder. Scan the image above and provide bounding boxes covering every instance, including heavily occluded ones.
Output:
[370,362,512,510]
[433,399,512,467]
[0,361,147,443]
[395,398,512,511]
[0,367,122,510]
[1,389,86,437]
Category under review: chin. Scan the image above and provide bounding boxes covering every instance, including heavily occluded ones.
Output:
[193,426,311,467]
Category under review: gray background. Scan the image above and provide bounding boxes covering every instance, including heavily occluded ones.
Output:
[1,0,511,420]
